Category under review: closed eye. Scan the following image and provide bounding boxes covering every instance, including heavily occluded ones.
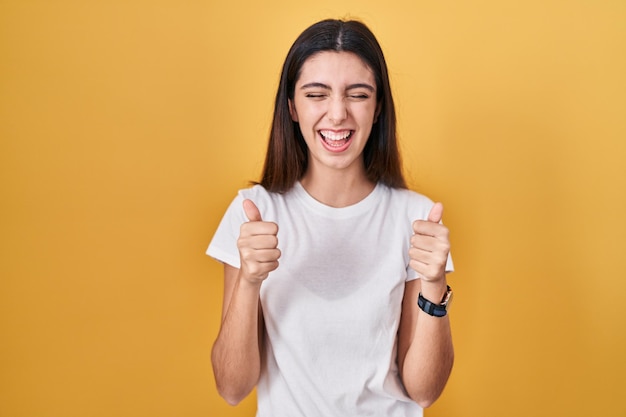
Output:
[305,92,327,99]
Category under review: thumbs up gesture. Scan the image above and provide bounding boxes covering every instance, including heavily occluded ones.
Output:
[409,202,450,283]
[237,199,281,284]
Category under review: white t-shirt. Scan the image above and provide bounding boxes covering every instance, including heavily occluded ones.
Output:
[208,182,454,417]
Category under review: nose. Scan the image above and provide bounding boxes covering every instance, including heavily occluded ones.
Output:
[327,97,347,124]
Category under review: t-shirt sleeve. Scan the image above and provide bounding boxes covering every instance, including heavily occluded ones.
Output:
[206,193,246,269]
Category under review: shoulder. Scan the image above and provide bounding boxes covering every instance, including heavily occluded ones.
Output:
[237,184,273,201]
[377,186,435,222]
[236,184,290,207]
[388,187,433,205]
[217,185,276,222]
[236,184,293,222]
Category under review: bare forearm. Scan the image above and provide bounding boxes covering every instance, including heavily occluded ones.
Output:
[401,280,454,408]
[211,278,262,405]
[402,313,454,407]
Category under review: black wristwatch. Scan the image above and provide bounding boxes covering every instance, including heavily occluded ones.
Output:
[417,285,453,317]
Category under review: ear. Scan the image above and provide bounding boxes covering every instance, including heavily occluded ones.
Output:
[288,98,299,122]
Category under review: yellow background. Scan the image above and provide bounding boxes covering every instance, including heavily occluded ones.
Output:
[1,1,625,416]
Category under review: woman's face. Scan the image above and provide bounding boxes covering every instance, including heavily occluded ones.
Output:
[289,51,379,179]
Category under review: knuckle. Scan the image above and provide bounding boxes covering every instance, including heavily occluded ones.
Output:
[237,234,253,248]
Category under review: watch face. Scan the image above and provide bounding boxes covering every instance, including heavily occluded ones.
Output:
[441,287,453,310]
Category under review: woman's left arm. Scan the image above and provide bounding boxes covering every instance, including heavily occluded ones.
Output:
[397,202,454,408]
[398,278,454,408]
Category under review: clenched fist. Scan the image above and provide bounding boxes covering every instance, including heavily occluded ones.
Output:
[409,202,450,283]
[237,199,281,285]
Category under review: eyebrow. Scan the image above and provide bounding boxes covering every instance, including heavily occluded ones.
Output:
[300,82,376,92]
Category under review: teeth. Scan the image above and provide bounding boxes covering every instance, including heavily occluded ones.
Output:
[320,130,351,141]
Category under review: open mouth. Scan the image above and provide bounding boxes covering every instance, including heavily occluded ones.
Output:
[319,130,354,148]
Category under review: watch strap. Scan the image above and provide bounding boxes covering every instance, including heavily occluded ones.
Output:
[417,285,451,317]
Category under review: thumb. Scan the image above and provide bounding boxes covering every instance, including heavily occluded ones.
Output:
[427,202,444,223]
[243,199,262,222]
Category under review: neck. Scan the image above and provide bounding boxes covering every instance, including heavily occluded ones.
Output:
[300,165,375,208]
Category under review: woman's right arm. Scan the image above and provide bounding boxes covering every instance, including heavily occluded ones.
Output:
[211,199,280,405]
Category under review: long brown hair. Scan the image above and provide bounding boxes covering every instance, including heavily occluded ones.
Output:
[259,19,407,193]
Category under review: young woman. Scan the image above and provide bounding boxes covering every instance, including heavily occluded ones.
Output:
[208,18,454,417]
